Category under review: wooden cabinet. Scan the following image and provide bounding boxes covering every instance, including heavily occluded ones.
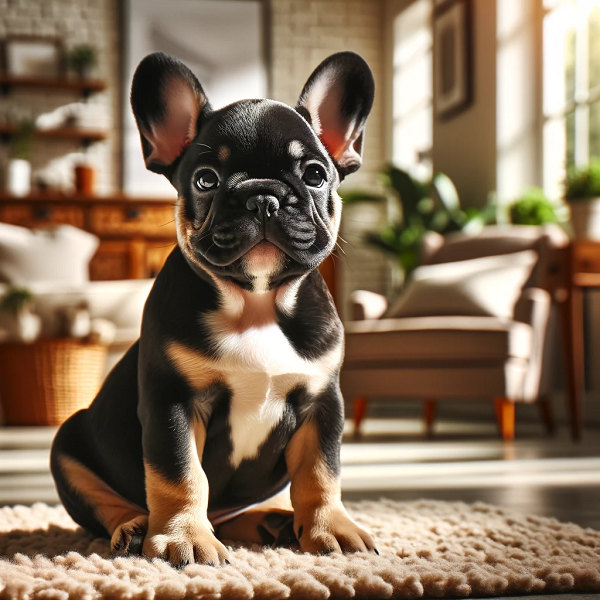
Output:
[89,205,176,238]
[0,192,177,280]
[0,203,85,229]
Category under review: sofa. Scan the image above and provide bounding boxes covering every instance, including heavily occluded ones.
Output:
[0,222,153,376]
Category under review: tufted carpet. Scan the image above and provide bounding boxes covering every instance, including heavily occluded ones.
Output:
[1,499,600,599]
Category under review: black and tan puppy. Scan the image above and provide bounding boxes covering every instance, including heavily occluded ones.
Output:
[51,51,376,566]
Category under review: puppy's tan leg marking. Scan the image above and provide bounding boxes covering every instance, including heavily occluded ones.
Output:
[215,486,296,547]
[57,454,148,553]
[143,420,229,566]
[285,420,376,554]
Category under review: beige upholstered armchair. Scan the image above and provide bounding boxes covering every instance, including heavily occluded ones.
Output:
[341,225,569,440]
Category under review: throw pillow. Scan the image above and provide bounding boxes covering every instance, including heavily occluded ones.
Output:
[387,250,537,320]
[0,223,99,285]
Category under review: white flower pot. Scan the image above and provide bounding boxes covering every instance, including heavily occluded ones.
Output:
[6,159,31,197]
[9,311,41,343]
[569,198,600,240]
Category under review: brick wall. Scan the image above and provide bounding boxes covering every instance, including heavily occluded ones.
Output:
[269,0,390,321]
[0,0,120,194]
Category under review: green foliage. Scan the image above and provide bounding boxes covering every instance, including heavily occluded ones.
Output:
[360,165,495,277]
[0,287,33,316]
[68,44,98,75]
[340,189,386,204]
[509,187,562,225]
[565,159,600,200]
[10,120,34,160]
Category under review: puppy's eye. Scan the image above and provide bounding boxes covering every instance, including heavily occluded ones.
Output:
[303,165,326,188]
[195,169,220,191]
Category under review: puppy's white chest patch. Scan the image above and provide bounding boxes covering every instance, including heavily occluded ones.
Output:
[213,323,331,468]
[168,313,342,471]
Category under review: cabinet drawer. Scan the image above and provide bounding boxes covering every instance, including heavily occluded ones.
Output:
[0,204,84,229]
[89,205,176,237]
[572,241,600,273]
[89,241,133,280]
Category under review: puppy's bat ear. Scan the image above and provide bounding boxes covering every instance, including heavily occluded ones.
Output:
[130,52,210,177]
[296,52,374,176]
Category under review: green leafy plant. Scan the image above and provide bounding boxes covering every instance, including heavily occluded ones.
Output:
[342,165,496,277]
[565,159,600,201]
[509,187,564,225]
[0,287,34,316]
[68,44,97,77]
[10,120,34,160]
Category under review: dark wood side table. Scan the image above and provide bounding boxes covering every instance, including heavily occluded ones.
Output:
[560,240,600,440]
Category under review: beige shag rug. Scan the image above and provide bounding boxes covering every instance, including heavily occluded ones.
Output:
[1,500,600,599]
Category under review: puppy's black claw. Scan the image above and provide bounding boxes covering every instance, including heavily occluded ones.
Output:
[374,548,380,555]
[224,559,231,565]
[128,534,145,556]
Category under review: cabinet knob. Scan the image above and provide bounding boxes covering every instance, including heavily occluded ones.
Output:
[35,207,52,219]
[126,208,141,219]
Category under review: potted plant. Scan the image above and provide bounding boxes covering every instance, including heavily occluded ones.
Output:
[565,160,600,240]
[343,166,496,279]
[509,187,567,226]
[6,120,33,197]
[0,286,41,342]
[68,44,98,79]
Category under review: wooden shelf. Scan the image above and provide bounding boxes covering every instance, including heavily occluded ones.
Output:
[0,123,107,144]
[0,191,177,206]
[0,75,106,96]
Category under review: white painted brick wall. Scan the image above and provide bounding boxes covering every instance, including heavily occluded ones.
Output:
[269,0,390,321]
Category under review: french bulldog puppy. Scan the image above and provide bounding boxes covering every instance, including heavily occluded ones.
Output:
[51,50,376,567]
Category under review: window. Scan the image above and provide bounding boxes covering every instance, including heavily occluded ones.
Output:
[392,0,433,177]
[543,0,600,198]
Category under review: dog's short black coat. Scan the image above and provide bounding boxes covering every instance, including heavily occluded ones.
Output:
[51,50,376,565]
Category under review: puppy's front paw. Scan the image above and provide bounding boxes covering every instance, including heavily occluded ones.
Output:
[143,522,230,567]
[111,514,148,556]
[296,506,377,555]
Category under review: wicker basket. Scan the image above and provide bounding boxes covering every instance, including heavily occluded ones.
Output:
[0,338,107,426]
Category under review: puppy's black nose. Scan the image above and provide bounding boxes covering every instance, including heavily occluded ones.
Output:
[246,194,279,217]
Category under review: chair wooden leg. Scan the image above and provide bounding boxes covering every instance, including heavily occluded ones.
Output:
[423,399,437,438]
[495,397,515,441]
[353,397,368,438]
[538,396,555,435]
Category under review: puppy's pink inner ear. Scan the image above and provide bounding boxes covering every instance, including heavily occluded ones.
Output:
[306,81,359,165]
[143,80,203,166]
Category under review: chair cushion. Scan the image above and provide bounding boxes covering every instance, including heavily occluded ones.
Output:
[386,250,537,320]
[345,316,533,363]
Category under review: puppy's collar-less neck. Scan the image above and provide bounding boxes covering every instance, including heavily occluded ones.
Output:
[182,251,213,283]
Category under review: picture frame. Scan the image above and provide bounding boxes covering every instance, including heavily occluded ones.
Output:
[434,0,472,120]
[2,36,62,79]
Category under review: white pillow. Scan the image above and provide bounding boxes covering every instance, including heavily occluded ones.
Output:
[0,223,99,285]
[387,250,537,320]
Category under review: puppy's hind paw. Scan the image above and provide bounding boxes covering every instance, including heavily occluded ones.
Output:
[111,515,149,556]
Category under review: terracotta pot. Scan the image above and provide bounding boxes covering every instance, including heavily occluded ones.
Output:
[74,164,96,196]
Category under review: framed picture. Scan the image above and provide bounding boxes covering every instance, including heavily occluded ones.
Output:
[434,0,472,120]
[3,36,61,78]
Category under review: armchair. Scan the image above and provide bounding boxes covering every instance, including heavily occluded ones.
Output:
[341,225,569,440]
